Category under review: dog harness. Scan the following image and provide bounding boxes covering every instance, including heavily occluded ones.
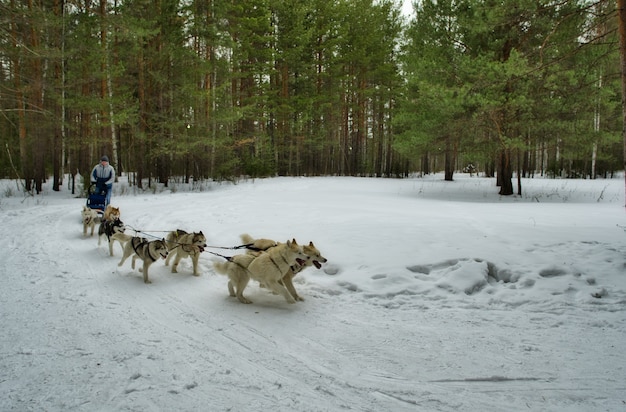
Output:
[131,237,158,262]
[268,253,291,273]
[103,219,124,241]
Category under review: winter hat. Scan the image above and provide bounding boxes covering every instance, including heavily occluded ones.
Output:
[100,155,109,162]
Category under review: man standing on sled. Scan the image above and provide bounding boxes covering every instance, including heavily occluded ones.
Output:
[91,155,115,207]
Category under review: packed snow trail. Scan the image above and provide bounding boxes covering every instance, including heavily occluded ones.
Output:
[1,176,625,411]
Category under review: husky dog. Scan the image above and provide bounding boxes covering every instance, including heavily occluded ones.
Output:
[213,233,280,303]
[118,237,169,284]
[98,218,130,256]
[281,241,327,301]
[214,239,308,304]
[103,205,121,222]
[164,229,207,276]
[239,234,327,301]
[82,206,102,237]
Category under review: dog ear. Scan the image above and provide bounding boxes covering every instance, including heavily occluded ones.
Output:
[309,241,314,247]
[292,238,298,245]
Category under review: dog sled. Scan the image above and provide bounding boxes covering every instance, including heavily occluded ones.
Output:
[86,183,107,212]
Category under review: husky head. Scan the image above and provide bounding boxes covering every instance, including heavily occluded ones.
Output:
[191,231,208,252]
[286,239,309,266]
[82,206,98,224]
[100,218,125,238]
[302,241,327,269]
[109,219,125,235]
[152,239,169,260]
[104,205,121,221]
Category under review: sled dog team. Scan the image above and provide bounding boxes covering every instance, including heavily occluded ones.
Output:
[82,205,327,304]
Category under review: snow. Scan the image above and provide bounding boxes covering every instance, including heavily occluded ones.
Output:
[1,174,625,411]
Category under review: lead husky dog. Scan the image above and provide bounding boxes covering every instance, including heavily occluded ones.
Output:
[164,229,207,276]
[279,240,327,301]
[118,237,169,284]
[82,206,102,237]
[240,234,327,301]
[98,218,131,256]
[214,239,308,304]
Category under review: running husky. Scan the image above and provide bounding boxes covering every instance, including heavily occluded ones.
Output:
[118,237,169,284]
[98,218,131,256]
[214,239,309,304]
[240,234,327,301]
[82,206,102,237]
[164,229,207,276]
[280,240,327,301]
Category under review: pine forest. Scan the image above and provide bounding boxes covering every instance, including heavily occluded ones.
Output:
[0,0,622,195]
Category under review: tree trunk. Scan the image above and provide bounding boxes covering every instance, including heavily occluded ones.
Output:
[136,47,146,189]
[422,153,430,175]
[11,0,27,187]
[617,0,626,206]
[444,138,454,181]
[498,149,514,195]
[29,0,44,194]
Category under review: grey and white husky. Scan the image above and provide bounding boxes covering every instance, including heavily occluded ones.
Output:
[118,237,169,284]
[164,229,208,276]
[98,218,131,256]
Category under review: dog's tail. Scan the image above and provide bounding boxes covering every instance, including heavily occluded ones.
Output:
[240,233,255,245]
[240,233,278,252]
[212,260,231,275]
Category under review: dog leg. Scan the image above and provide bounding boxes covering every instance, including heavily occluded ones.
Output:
[234,275,252,304]
[165,249,174,266]
[110,235,124,257]
[282,273,304,301]
[191,254,200,276]
[142,261,152,284]
[228,280,237,297]
[118,250,130,267]
[171,253,182,273]
[264,279,296,304]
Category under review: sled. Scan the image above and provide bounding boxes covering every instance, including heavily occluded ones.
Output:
[86,183,107,212]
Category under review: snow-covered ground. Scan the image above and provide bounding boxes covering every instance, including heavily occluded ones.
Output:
[1,174,625,411]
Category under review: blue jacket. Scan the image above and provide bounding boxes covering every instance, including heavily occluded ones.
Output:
[91,164,115,189]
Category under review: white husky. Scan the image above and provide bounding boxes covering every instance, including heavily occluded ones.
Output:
[213,239,308,304]
[239,234,327,301]
[82,206,102,237]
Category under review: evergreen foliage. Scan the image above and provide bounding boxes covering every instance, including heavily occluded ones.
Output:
[0,0,621,194]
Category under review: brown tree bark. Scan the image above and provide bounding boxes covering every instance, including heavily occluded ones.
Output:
[498,149,514,196]
[617,0,626,206]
